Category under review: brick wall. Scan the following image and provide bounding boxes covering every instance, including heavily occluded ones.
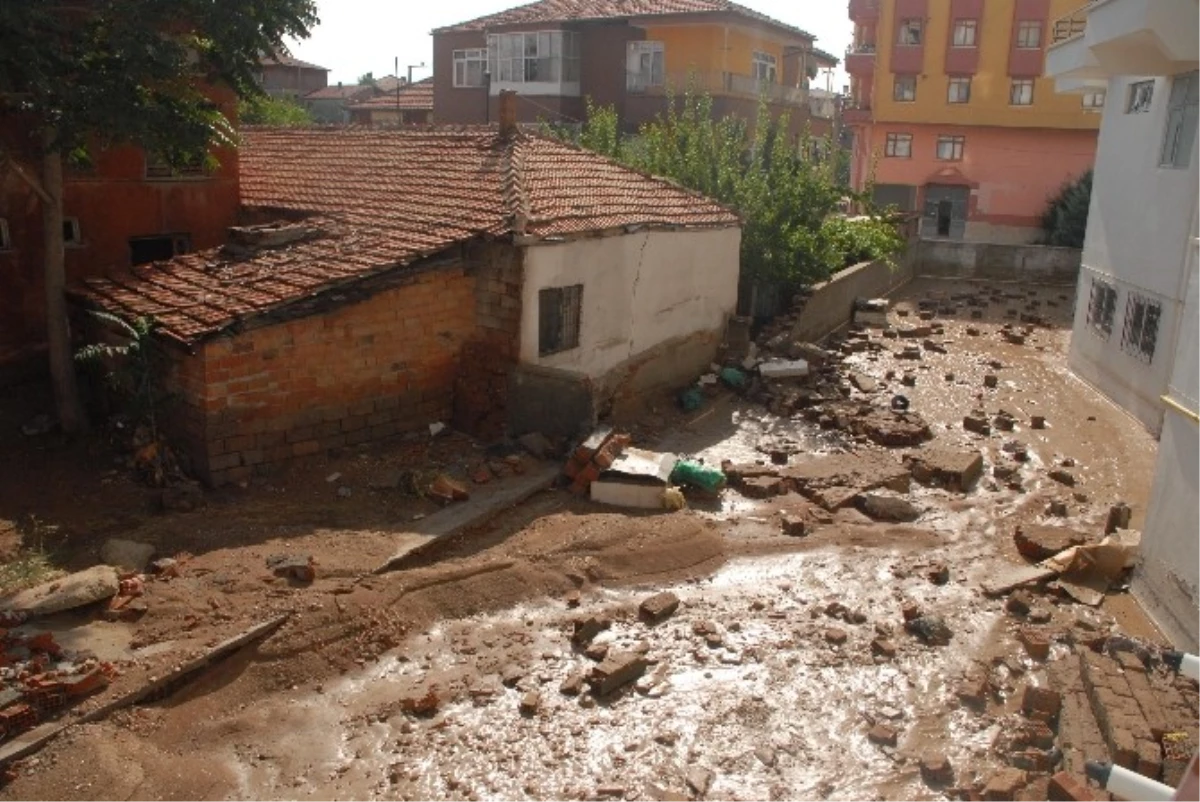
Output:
[187,265,479,485]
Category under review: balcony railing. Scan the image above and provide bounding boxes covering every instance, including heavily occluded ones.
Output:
[1052,2,1093,42]
[629,70,808,107]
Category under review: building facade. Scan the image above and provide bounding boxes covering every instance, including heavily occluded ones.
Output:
[432,0,838,139]
[847,0,1102,243]
[257,54,330,99]
[348,79,435,125]
[1046,0,1199,650]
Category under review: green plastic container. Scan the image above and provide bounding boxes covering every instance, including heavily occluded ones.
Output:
[671,460,727,493]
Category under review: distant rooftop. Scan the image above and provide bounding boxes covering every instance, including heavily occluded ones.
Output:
[260,53,329,72]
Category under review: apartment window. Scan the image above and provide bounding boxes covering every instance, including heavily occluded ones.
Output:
[0,219,9,250]
[1081,90,1106,110]
[1010,79,1035,106]
[1160,70,1199,169]
[1121,293,1161,363]
[898,19,923,46]
[1016,20,1042,49]
[935,135,965,161]
[626,41,665,91]
[145,151,205,179]
[947,77,971,104]
[952,19,977,47]
[63,217,82,246]
[893,75,917,102]
[1086,278,1118,338]
[488,31,581,85]
[539,285,582,356]
[452,48,487,88]
[752,51,777,84]
[884,133,912,158]
[1126,80,1154,113]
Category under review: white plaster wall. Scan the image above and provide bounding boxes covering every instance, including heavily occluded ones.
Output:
[519,228,741,377]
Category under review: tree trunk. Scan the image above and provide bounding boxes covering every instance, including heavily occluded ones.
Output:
[41,128,87,435]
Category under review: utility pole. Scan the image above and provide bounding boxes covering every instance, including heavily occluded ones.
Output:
[407,61,426,86]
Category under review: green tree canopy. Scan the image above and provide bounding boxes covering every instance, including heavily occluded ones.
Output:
[239,94,314,126]
[357,71,375,86]
[1041,170,1093,249]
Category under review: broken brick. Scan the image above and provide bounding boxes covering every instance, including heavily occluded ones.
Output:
[639,592,680,623]
[1047,772,1093,802]
[867,724,898,746]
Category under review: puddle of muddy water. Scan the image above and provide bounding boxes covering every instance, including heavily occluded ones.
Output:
[226,545,1008,802]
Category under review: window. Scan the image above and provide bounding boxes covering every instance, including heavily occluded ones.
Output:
[1081,90,1106,110]
[1121,293,1162,363]
[538,285,582,356]
[1127,80,1154,113]
[1160,70,1199,169]
[1010,79,1035,106]
[884,133,912,158]
[952,19,977,47]
[752,51,777,84]
[1087,278,1118,338]
[898,19,923,46]
[0,219,9,250]
[893,75,917,102]
[453,48,487,88]
[145,151,205,179]
[626,41,665,91]
[947,77,971,104]
[936,135,965,161]
[1016,20,1042,49]
[63,217,82,246]
[130,234,191,266]
[488,31,581,85]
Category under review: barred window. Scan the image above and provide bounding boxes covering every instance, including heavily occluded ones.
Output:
[538,285,582,356]
[1121,293,1161,363]
[1086,278,1117,338]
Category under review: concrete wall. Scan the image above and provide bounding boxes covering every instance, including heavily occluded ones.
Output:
[519,228,741,379]
[914,239,1082,282]
[791,253,915,343]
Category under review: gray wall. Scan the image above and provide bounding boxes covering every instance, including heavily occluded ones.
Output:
[790,251,915,343]
[915,240,1082,283]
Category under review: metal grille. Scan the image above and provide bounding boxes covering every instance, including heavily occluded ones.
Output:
[538,285,582,356]
[1086,278,1117,338]
[1121,293,1161,363]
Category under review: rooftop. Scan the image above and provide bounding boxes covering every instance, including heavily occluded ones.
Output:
[303,84,377,101]
[259,53,329,72]
[434,0,814,40]
[349,79,435,112]
[72,127,739,345]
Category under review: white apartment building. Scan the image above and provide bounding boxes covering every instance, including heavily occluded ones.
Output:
[1047,0,1199,649]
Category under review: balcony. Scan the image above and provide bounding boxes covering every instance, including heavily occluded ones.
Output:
[630,70,808,108]
[845,44,877,76]
[849,0,880,23]
[842,104,872,125]
[1047,0,1199,82]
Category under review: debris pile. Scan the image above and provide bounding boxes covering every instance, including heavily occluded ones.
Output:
[0,629,117,741]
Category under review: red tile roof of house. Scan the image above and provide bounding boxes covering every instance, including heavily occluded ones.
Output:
[348,79,434,111]
[72,127,739,345]
[303,84,376,101]
[260,53,329,72]
[434,0,813,39]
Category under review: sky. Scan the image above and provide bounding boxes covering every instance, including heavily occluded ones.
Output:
[287,0,852,92]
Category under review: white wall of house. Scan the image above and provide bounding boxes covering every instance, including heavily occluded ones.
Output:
[1067,73,1199,433]
[518,228,741,377]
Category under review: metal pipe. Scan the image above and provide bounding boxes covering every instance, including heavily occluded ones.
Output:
[1087,762,1175,801]
[1161,395,1199,425]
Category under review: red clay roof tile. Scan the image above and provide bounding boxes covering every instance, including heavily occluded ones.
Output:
[348,79,434,112]
[71,126,738,345]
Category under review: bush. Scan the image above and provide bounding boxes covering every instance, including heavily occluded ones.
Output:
[1041,170,1092,248]
[239,94,313,126]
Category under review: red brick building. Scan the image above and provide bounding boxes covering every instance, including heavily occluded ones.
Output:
[70,116,741,486]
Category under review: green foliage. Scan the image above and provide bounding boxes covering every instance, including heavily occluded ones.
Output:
[554,89,903,287]
[76,312,171,438]
[1041,170,1092,248]
[239,94,313,126]
[0,0,319,164]
[357,71,375,86]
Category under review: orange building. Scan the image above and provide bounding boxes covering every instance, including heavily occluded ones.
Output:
[846,0,1101,243]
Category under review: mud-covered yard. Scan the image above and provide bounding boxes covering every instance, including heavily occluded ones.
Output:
[0,277,1195,801]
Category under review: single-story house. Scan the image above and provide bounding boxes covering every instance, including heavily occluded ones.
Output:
[69,96,742,486]
[348,78,434,125]
[302,83,379,123]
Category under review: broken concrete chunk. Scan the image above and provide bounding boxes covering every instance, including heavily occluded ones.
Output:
[571,614,612,646]
[267,554,315,583]
[2,565,120,617]
[639,591,681,623]
[99,539,156,572]
[857,492,921,523]
[920,754,954,786]
[759,359,809,380]
[908,449,984,492]
[850,372,879,394]
[588,652,648,697]
[519,690,541,715]
[871,638,897,659]
[686,768,715,798]
[1014,525,1090,562]
[905,615,953,646]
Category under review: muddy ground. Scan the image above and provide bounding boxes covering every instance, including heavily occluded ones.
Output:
[0,277,1193,801]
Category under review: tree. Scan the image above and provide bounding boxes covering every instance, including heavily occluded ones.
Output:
[0,0,318,435]
[1041,170,1092,248]
[357,71,375,86]
[239,94,314,126]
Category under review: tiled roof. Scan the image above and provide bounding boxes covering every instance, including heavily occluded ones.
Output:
[811,47,840,66]
[303,84,376,101]
[72,127,738,345]
[434,0,813,39]
[260,53,329,72]
[349,79,434,111]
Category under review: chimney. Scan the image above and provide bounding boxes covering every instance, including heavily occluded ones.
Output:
[498,89,518,137]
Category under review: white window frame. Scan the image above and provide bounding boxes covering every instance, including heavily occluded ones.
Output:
[752,51,777,84]
[1016,20,1042,49]
[1081,90,1106,110]
[0,219,9,250]
[1127,80,1154,113]
[487,31,581,91]
[1121,293,1162,363]
[935,135,964,161]
[63,217,83,247]
[947,76,971,104]
[1010,79,1035,106]
[1160,70,1198,169]
[626,41,664,91]
[893,75,917,102]
[452,48,487,88]
[898,19,923,46]
[884,133,912,158]
[952,19,977,47]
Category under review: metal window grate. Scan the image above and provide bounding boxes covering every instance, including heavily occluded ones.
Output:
[538,285,582,356]
[1121,293,1161,363]
[1086,278,1117,338]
